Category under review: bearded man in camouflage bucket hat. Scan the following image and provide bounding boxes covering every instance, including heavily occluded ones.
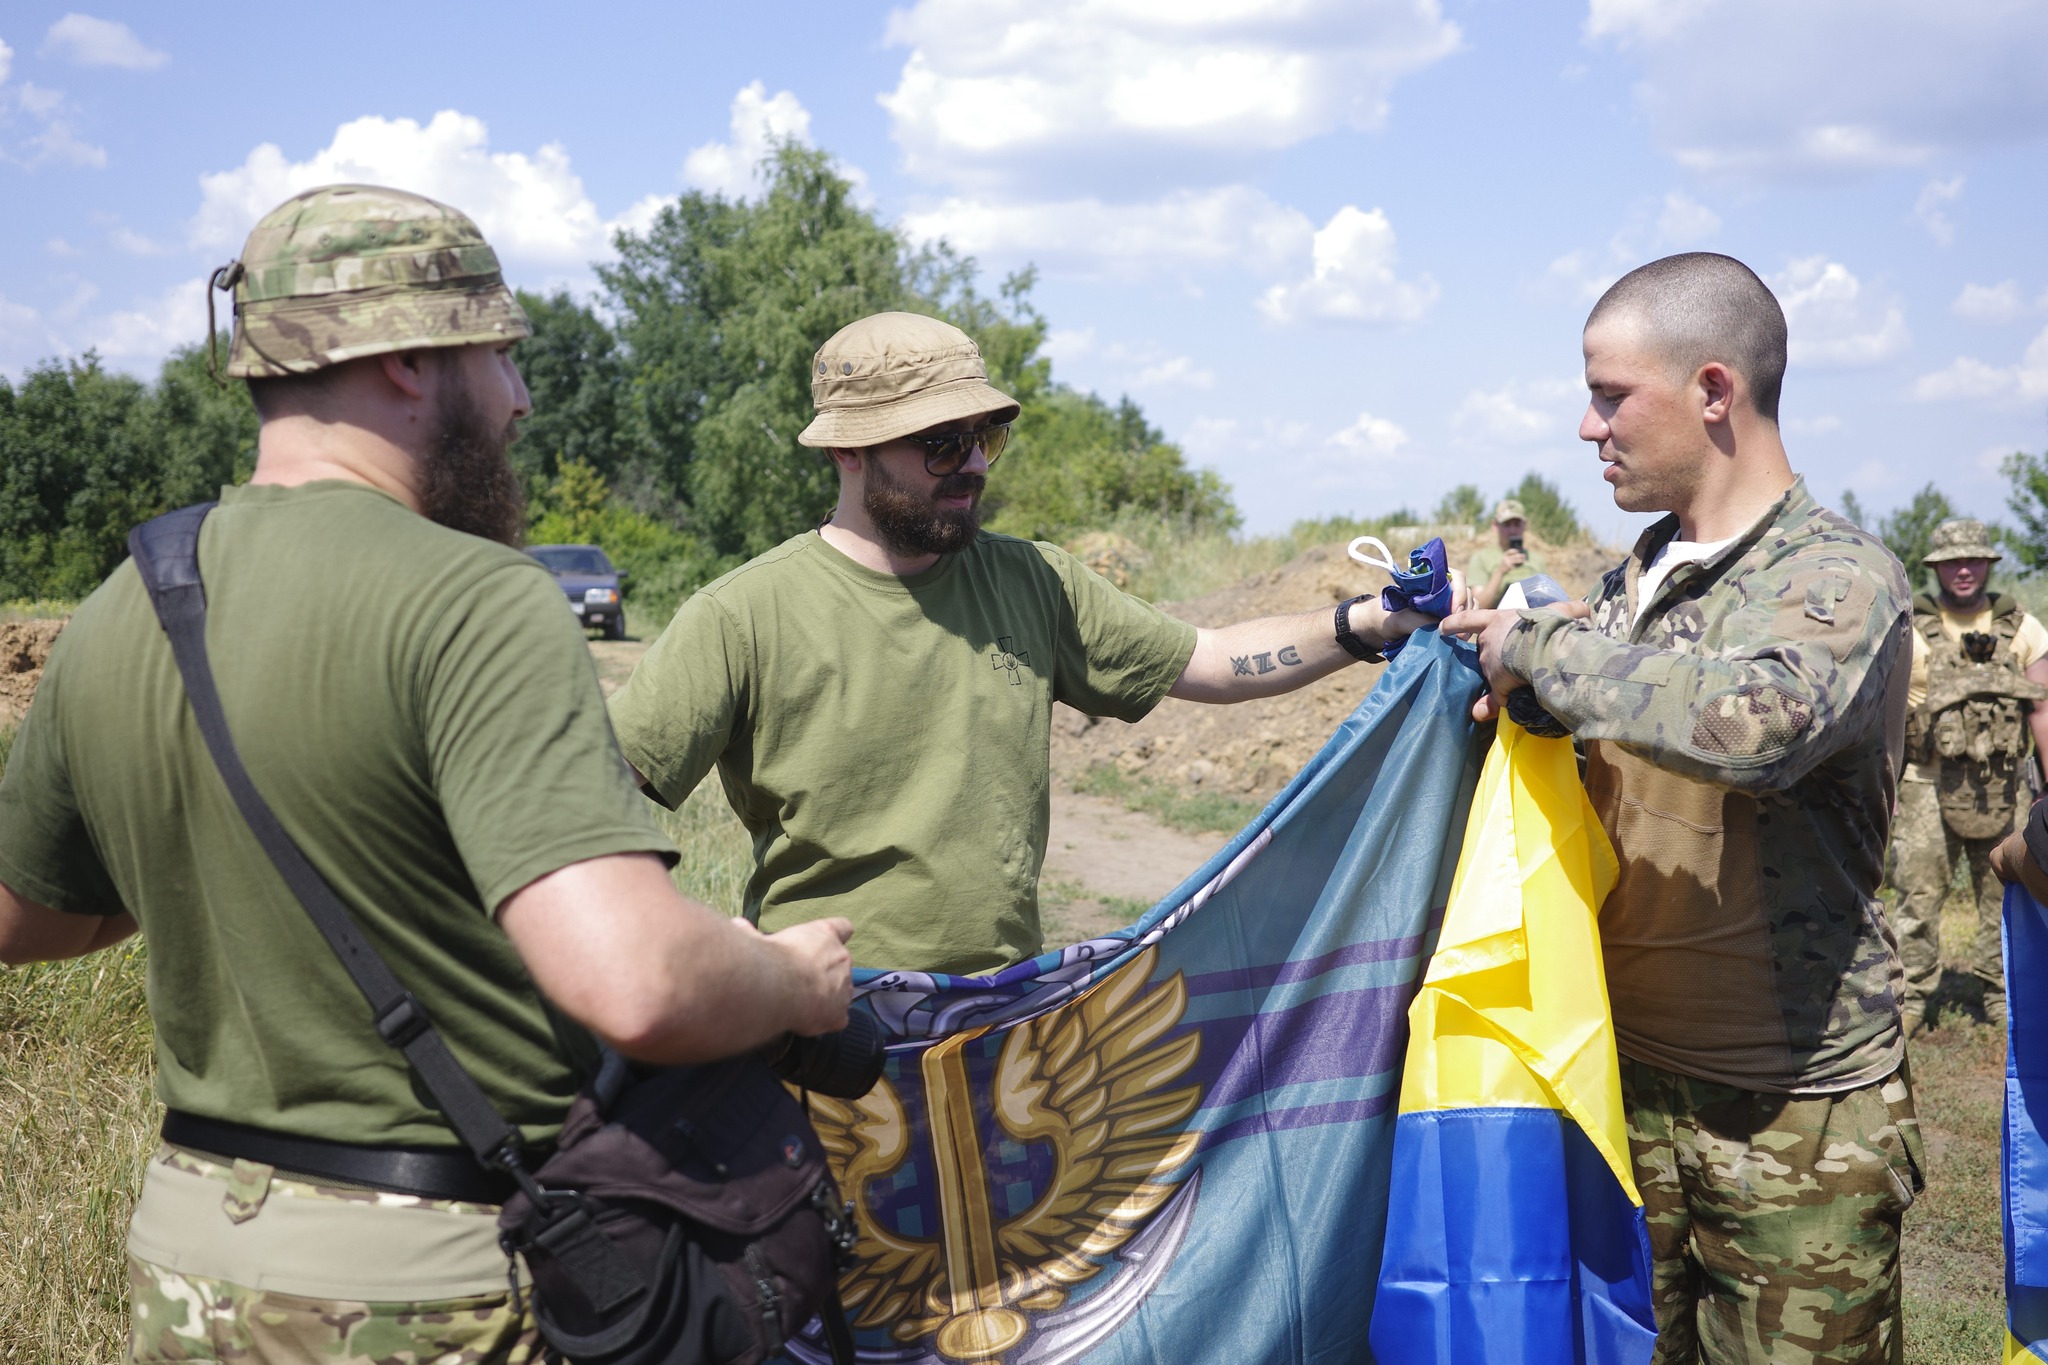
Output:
[0,185,853,1363]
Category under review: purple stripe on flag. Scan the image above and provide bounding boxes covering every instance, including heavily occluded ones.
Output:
[1181,933,1430,998]
[1202,1093,1397,1150]
[1190,980,1413,1110]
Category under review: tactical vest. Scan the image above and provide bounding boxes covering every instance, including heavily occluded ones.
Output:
[1909,592,2048,838]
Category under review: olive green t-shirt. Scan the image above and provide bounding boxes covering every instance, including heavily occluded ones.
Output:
[0,481,674,1147]
[1467,543,1550,598]
[609,531,1198,976]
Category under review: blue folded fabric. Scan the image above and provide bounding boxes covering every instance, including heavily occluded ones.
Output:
[1380,538,1453,659]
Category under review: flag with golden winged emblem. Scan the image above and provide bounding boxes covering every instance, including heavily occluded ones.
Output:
[782,629,1489,1365]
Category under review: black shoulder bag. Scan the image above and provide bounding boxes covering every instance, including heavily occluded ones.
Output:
[130,503,859,1365]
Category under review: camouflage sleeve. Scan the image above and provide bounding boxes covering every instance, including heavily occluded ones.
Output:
[1498,547,1909,793]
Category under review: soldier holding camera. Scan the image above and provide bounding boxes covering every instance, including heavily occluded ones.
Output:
[1892,516,2048,1035]
[1465,498,1550,610]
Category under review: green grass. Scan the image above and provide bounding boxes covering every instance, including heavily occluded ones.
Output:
[1097,508,1461,605]
[1068,761,1266,835]
[0,942,156,1363]
[0,600,76,623]
[646,778,755,917]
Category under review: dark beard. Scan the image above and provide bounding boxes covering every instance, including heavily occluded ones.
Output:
[419,374,526,547]
[862,455,984,557]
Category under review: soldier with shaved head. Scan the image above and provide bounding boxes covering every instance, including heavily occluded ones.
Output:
[1447,252,1922,1363]
[0,185,852,1362]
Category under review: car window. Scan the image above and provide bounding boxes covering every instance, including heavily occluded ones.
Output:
[529,548,613,575]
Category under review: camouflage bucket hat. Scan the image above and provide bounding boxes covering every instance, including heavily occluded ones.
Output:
[1923,517,2002,565]
[797,312,1020,449]
[211,184,530,380]
[1493,498,1528,524]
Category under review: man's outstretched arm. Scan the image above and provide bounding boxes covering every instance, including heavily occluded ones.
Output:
[1168,575,1463,703]
[0,881,137,964]
[498,852,853,1065]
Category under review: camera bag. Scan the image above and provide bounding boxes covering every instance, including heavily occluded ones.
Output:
[130,502,857,1365]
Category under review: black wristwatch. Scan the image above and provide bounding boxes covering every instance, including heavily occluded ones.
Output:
[1335,594,1384,663]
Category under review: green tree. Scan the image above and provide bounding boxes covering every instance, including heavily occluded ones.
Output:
[2002,451,2048,574]
[510,290,641,497]
[1432,484,1487,527]
[0,340,256,602]
[603,144,913,557]
[1876,483,1957,592]
[1506,472,1582,545]
[1839,488,1869,531]
[983,390,1237,544]
[0,357,159,600]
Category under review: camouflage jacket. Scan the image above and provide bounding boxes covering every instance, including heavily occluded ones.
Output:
[1499,477,1913,1094]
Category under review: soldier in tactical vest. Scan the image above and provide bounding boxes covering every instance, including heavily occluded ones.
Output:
[1892,517,2048,1034]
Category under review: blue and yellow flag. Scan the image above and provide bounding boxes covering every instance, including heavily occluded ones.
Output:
[1371,722,1657,1363]
[2006,881,2048,1363]
[782,630,1489,1364]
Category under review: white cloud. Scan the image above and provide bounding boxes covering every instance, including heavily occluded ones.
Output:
[1783,414,1843,436]
[903,184,1312,278]
[1912,175,1964,246]
[1912,325,2048,404]
[682,81,815,199]
[108,226,172,257]
[1258,206,1437,326]
[882,0,1461,192]
[45,236,81,257]
[1655,191,1720,246]
[1131,354,1215,389]
[6,82,106,168]
[1585,1,2048,181]
[1541,190,1721,301]
[90,278,206,362]
[1329,410,1410,459]
[192,111,645,269]
[42,14,167,70]
[1769,257,1909,368]
[1953,280,2028,324]
[1451,378,1582,446]
[0,38,13,85]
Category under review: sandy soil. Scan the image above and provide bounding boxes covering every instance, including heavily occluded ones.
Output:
[0,620,65,726]
[1049,529,1620,805]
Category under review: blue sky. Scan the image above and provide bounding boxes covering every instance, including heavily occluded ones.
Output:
[3,0,2046,541]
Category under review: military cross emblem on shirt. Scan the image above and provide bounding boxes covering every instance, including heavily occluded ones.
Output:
[991,636,1031,684]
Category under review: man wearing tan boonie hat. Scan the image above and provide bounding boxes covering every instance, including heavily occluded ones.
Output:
[611,310,1448,976]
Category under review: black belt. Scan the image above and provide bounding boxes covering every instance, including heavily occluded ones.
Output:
[162,1110,544,1205]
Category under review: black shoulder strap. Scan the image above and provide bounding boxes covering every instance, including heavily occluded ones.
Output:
[128,504,526,1173]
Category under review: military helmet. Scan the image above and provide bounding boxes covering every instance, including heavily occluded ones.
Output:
[212,184,530,379]
[1923,517,2002,565]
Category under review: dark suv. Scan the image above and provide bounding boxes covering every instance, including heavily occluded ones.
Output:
[528,544,628,639]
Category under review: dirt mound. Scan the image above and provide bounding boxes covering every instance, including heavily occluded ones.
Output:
[0,620,65,726]
[1050,530,1619,804]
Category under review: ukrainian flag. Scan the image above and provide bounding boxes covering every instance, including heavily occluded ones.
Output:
[2005,881,2048,1363]
[1371,721,1657,1363]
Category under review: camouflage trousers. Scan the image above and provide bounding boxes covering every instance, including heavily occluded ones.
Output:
[1622,1059,1925,1364]
[127,1144,541,1363]
[1890,775,2012,1014]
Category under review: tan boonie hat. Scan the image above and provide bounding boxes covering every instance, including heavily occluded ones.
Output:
[1493,498,1528,524]
[214,184,530,379]
[1923,517,2002,565]
[798,312,1020,448]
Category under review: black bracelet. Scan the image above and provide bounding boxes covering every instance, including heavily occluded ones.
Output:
[1334,594,1384,663]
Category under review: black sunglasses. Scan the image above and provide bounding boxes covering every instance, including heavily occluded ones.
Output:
[904,422,1012,476]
